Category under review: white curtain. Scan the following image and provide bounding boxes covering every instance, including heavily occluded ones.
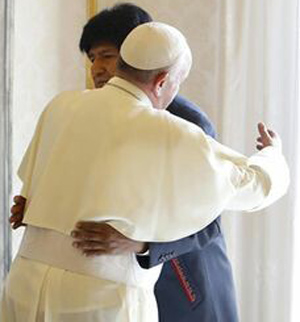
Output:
[213,1,299,322]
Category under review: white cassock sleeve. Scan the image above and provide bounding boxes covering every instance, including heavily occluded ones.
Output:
[101,117,290,242]
[206,138,289,212]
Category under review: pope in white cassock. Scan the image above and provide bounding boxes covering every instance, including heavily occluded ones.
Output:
[1,22,289,322]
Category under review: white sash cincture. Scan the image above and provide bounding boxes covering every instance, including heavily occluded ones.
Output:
[18,225,161,288]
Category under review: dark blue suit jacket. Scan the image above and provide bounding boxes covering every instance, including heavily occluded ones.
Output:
[137,95,239,322]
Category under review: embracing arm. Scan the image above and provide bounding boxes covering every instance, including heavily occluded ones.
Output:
[71,123,288,263]
[70,217,221,269]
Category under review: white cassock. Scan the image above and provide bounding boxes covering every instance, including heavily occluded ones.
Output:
[1,77,289,322]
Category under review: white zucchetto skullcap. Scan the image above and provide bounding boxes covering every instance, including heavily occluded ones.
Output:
[120,22,191,70]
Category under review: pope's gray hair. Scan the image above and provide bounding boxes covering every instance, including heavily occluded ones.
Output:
[117,46,192,84]
[117,58,171,83]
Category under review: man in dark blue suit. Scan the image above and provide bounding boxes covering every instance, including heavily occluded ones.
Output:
[10,3,239,321]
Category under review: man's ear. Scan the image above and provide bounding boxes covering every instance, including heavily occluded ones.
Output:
[153,71,169,98]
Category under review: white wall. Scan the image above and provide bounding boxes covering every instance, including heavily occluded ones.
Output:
[12,0,86,256]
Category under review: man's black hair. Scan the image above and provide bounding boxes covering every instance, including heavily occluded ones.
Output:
[79,3,153,54]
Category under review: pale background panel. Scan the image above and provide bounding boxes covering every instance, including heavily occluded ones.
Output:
[12,0,86,256]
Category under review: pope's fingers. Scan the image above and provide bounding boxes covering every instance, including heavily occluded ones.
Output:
[257,122,265,133]
[257,122,271,139]
[258,122,279,140]
[256,137,263,143]
[267,129,276,138]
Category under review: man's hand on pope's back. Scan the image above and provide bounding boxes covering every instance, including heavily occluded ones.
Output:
[71,222,148,256]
